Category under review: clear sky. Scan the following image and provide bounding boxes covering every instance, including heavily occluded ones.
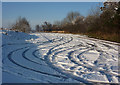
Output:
[2,2,103,30]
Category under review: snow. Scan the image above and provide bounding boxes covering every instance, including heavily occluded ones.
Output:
[1,30,119,84]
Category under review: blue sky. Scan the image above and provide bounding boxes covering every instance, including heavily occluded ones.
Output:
[2,2,103,29]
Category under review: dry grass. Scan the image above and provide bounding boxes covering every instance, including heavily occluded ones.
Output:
[87,32,120,43]
[42,31,120,43]
[51,31,66,33]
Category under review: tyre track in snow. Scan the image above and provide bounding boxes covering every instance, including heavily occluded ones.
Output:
[33,43,84,62]
[21,36,64,66]
[2,32,119,83]
[7,47,68,79]
[2,35,60,63]
[43,37,94,84]
[2,66,51,83]
[68,49,116,83]
[42,38,100,83]
[65,42,119,83]
[21,36,68,66]
[2,36,63,63]
[67,48,93,71]
[22,48,47,66]
[43,36,119,83]
[3,35,70,81]
[46,46,95,83]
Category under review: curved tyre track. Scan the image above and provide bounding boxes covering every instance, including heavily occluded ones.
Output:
[2,36,63,63]
[7,47,67,79]
[3,35,69,82]
[43,36,119,83]
[43,37,93,83]
[2,32,119,83]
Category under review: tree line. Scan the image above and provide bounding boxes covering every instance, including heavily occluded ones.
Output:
[11,1,120,42]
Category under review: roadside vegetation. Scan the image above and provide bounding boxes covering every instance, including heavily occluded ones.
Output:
[1,1,119,43]
[35,1,120,43]
[52,2,120,43]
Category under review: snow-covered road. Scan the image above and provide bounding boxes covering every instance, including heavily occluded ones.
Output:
[1,30,119,84]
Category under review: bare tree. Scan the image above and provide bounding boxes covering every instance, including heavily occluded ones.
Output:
[12,17,31,33]
[35,24,40,32]
[42,21,52,31]
[64,11,80,25]
[54,21,62,27]
[74,16,84,25]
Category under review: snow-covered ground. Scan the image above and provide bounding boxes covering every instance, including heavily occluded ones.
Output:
[1,30,119,84]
